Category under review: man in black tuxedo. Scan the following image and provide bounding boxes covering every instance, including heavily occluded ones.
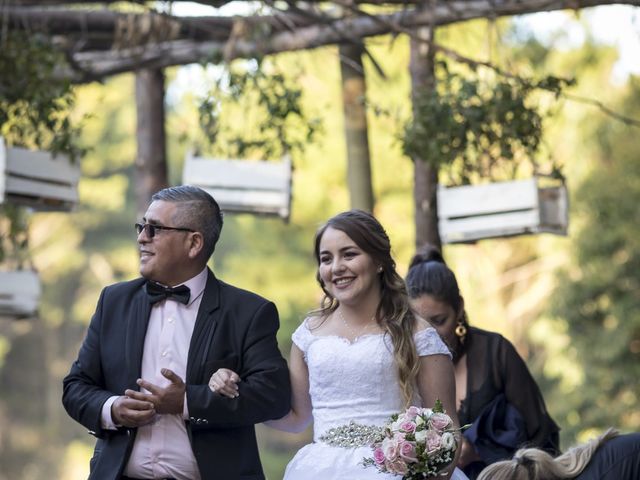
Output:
[63,185,291,480]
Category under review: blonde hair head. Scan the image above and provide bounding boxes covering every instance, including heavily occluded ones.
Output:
[477,428,619,480]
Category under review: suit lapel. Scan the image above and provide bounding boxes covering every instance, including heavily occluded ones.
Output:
[187,269,221,383]
[125,283,152,388]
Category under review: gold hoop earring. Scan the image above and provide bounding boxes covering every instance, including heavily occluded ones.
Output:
[455,320,467,344]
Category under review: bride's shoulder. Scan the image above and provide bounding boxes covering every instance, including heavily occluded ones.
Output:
[412,319,451,357]
[413,316,435,335]
[292,316,326,351]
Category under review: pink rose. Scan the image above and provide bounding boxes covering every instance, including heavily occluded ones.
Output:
[425,430,442,453]
[382,437,400,461]
[430,412,452,431]
[400,421,416,433]
[373,447,386,465]
[405,406,422,420]
[400,441,418,462]
[387,459,408,475]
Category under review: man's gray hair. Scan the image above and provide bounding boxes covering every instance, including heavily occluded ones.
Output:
[152,185,223,260]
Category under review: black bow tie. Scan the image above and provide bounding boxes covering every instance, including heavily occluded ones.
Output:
[145,281,191,305]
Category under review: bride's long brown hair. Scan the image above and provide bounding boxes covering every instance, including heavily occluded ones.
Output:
[310,210,419,406]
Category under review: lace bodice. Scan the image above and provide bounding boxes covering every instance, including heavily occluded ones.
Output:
[292,321,451,442]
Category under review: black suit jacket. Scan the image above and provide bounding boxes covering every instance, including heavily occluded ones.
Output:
[63,269,291,480]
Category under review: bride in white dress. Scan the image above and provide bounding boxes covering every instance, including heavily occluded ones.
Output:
[210,210,469,480]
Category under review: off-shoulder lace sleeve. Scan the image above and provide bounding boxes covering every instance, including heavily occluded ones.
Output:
[291,319,313,353]
[414,327,452,358]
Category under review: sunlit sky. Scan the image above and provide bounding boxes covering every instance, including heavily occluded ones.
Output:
[516,5,640,81]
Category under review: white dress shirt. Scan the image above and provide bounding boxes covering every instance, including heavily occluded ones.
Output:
[101,268,208,480]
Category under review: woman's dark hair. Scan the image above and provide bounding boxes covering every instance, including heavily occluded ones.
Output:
[312,209,419,405]
[406,245,463,315]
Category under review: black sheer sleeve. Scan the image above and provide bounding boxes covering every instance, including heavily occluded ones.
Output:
[494,331,560,453]
[460,328,560,478]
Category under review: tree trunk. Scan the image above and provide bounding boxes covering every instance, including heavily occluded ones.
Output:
[135,68,168,218]
[409,25,441,251]
[339,42,375,212]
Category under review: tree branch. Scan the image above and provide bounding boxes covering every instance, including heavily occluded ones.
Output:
[562,92,640,127]
[39,0,639,81]
[56,39,225,82]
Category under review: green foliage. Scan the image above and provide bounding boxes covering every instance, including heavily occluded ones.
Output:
[549,81,640,437]
[437,18,637,446]
[0,204,29,267]
[0,32,84,160]
[0,75,139,479]
[402,61,572,185]
[197,60,322,160]
[0,31,86,265]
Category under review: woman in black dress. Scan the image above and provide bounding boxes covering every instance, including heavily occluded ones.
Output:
[405,246,560,479]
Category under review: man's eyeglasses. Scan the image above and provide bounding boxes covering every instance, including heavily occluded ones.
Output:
[135,222,194,238]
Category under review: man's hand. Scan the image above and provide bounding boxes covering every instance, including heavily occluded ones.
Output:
[125,368,186,415]
[208,368,241,398]
[111,396,156,428]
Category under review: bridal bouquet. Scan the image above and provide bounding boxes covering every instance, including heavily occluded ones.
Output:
[362,400,459,479]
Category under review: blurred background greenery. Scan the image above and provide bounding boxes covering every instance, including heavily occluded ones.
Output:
[0,8,639,480]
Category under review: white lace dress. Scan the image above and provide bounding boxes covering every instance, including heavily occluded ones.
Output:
[284,320,469,480]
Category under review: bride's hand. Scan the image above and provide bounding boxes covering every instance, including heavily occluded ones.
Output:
[208,368,240,398]
[457,437,480,468]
